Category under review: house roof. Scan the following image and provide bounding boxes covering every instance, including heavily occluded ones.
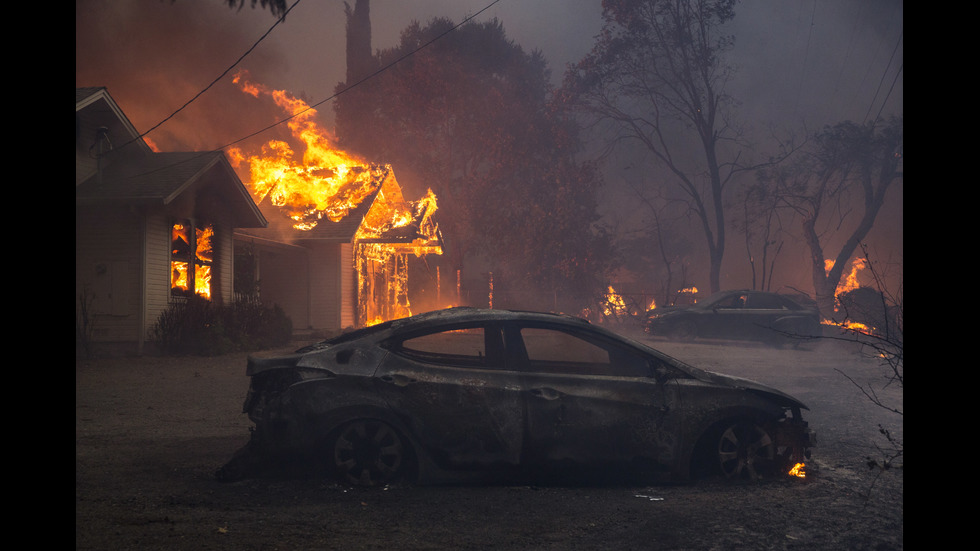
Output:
[76,88,267,229]
[76,87,152,157]
[237,165,441,252]
[236,184,380,244]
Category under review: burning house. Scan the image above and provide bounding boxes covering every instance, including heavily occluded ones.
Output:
[233,162,443,331]
[76,86,444,355]
[228,72,444,332]
[76,87,267,354]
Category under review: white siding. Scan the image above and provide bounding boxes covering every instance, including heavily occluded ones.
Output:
[142,213,172,338]
[309,242,342,330]
[255,244,310,329]
[340,242,355,328]
[75,207,143,343]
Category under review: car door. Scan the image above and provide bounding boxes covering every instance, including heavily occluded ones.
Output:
[507,323,681,469]
[702,292,753,339]
[743,292,794,339]
[376,322,525,468]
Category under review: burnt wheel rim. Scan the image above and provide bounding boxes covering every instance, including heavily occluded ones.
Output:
[332,420,405,486]
[717,423,776,479]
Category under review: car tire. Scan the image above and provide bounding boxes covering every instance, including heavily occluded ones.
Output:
[715,420,777,480]
[328,419,414,486]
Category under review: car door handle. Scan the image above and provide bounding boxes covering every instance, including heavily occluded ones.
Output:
[379,374,417,387]
[530,387,560,400]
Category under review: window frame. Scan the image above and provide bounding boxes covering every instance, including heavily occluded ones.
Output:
[505,322,655,378]
[383,322,507,370]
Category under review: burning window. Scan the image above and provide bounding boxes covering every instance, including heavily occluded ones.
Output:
[170,220,214,300]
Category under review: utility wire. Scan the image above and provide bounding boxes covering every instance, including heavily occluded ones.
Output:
[864,32,903,125]
[119,0,303,151]
[120,0,502,180]
[216,0,503,152]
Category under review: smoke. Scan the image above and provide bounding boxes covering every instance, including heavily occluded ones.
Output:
[76,0,901,297]
[76,0,294,152]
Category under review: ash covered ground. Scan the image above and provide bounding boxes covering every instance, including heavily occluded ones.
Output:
[76,333,902,550]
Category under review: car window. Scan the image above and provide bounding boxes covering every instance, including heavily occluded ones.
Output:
[517,327,650,377]
[747,293,789,310]
[713,293,748,309]
[389,326,501,369]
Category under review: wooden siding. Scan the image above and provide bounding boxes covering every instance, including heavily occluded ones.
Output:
[213,224,234,306]
[76,207,143,343]
[142,213,174,340]
[309,242,343,330]
[340,242,355,329]
[253,244,311,329]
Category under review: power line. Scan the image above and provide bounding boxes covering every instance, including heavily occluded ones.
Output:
[864,32,903,125]
[119,0,503,179]
[120,0,303,151]
[215,0,503,152]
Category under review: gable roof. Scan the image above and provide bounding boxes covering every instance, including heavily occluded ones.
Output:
[76,87,152,157]
[75,87,267,229]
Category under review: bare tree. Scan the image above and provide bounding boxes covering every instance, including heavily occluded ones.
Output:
[562,0,777,294]
[756,117,903,318]
[734,178,788,291]
[830,245,902,489]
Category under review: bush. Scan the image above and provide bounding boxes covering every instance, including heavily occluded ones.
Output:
[151,296,292,356]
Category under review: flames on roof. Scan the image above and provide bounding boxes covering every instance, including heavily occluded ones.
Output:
[228,72,443,326]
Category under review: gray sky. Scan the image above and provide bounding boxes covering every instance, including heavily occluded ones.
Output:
[76,0,901,149]
[76,0,902,293]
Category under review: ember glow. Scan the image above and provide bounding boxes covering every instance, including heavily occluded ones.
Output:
[227,73,442,326]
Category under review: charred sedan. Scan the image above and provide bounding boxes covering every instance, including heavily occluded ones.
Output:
[218,308,814,486]
[646,290,822,345]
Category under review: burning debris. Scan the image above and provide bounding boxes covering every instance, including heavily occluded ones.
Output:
[228,73,443,326]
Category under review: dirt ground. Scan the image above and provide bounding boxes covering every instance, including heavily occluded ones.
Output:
[76,332,903,550]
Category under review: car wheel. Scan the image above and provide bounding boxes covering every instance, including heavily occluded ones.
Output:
[715,421,776,480]
[329,419,412,486]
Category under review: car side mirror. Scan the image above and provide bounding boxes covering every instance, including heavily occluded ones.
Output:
[651,361,671,383]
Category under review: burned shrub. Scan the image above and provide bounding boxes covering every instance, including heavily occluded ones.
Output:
[151,295,292,356]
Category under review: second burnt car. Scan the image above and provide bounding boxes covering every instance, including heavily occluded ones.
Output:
[218,308,814,486]
[646,290,822,345]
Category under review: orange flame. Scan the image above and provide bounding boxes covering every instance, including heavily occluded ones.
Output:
[229,72,393,231]
[170,222,213,299]
[822,258,875,334]
[788,462,806,478]
[227,73,442,326]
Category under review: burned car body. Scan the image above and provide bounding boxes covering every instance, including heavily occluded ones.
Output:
[646,290,822,345]
[219,308,814,486]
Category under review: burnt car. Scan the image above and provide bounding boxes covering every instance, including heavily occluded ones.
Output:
[218,307,814,486]
[646,290,822,345]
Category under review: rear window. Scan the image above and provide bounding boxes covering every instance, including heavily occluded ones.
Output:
[388,325,500,369]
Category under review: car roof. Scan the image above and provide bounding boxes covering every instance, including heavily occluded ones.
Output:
[387,307,593,331]
[307,307,593,350]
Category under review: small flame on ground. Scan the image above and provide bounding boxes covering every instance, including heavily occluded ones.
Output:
[788,462,806,478]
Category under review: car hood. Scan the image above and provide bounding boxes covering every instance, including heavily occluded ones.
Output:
[690,368,808,410]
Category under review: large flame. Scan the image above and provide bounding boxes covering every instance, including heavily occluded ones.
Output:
[227,73,441,326]
[229,72,398,231]
[170,222,213,300]
[822,258,874,334]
